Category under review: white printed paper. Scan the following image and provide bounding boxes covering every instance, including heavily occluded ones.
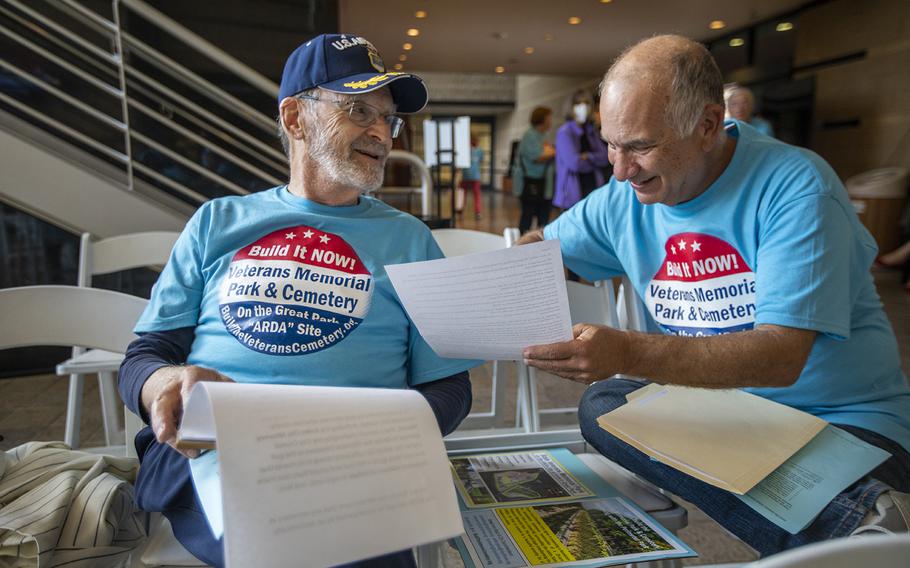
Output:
[385,240,573,360]
[180,382,464,568]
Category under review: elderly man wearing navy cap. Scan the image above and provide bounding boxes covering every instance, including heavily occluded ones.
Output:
[118,34,478,567]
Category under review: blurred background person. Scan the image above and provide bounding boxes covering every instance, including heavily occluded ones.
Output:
[553,89,610,210]
[455,136,485,220]
[725,83,774,137]
[512,106,556,234]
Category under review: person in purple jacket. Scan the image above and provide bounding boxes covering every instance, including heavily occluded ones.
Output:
[553,89,611,210]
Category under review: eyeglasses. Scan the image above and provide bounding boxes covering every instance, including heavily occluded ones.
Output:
[297,94,405,138]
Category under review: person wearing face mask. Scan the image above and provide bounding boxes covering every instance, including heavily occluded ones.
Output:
[553,89,611,210]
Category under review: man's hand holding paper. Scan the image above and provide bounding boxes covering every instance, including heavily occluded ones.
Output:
[522,323,629,384]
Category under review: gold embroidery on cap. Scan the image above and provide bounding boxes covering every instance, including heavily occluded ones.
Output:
[343,72,405,89]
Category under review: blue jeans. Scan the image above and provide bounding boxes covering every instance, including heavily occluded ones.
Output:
[133,427,417,568]
[578,379,910,557]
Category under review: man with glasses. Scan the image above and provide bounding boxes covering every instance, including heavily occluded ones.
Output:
[119,34,477,567]
[520,34,910,555]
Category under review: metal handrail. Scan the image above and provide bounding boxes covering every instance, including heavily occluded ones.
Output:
[0,0,287,208]
[0,89,128,163]
[385,150,432,217]
[128,98,283,186]
[119,0,278,97]
[121,31,275,133]
[0,58,126,131]
[125,66,287,167]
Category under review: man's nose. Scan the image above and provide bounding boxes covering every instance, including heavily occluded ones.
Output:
[365,118,393,147]
[611,150,638,182]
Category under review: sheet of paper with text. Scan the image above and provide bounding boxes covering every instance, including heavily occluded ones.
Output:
[180,382,463,568]
[385,239,573,360]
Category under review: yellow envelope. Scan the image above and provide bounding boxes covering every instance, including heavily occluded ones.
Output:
[598,385,826,494]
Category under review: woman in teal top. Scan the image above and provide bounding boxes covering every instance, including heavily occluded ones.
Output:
[512,106,556,233]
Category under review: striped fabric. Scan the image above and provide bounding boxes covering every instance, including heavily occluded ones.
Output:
[0,442,145,567]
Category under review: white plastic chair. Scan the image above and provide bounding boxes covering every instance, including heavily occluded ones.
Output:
[518,275,651,432]
[0,285,147,454]
[56,231,178,449]
[702,534,910,568]
[432,228,522,431]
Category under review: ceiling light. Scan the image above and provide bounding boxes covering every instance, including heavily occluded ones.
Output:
[406,28,420,37]
[709,20,726,30]
[399,54,407,61]
[394,63,403,71]
[495,66,505,74]
[524,46,535,54]
[568,16,582,25]
[544,32,554,41]
[415,10,427,19]
[729,37,745,47]
[403,43,413,51]
[600,0,612,3]
[776,22,794,32]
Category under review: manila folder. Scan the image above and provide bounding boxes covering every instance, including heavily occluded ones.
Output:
[597,385,826,495]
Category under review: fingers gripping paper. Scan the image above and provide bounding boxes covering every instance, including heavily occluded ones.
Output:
[180,382,463,568]
[597,385,826,495]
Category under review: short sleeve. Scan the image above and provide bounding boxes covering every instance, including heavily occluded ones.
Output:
[134,210,205,332]
[544,191,625,281]
[405,229,482,385]
[754,193,852,339]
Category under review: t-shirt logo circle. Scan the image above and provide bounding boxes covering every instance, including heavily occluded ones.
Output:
[645,232,756,337]
[218,226,372,355]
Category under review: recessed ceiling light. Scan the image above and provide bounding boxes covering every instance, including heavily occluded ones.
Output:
[406,28,420,37]
[403,42,413,51]
[399,54,407,61]
[729,37,745,47]
[495,66,505,74]
[544,32,554,41]
[776,22,794,32]
[568,16,582,25]
[600,0,612,3]
[415,10,427,19]
[709,20,726,30]
[524,46,535,54]
[394,63,403,71]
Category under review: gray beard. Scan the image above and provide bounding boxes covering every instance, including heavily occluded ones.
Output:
[306,129,385,193]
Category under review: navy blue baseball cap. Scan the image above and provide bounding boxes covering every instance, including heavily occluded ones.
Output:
[279,34,428,113]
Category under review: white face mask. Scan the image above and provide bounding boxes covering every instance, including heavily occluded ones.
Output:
[572,103,589,124]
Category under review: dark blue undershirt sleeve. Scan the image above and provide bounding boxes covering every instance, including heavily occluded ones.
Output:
[119,327,472,435]
[413,371,472,436]
[119,327,195,424]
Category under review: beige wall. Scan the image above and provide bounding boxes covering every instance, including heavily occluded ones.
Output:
[796,0,910,180]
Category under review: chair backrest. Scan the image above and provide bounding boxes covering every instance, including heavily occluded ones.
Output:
[0,286,148,353]
[78,231,180,285]
[566,280,619,328]
[431,228,509,257]
[750,534,910,568]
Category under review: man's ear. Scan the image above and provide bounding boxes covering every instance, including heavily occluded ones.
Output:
[279,97,305,141]
[699,103,726,151]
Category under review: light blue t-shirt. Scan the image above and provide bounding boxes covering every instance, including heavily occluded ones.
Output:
[750,116,774,138]
[518,128,548,179]
[461,147,483,181]
[136,187,478,389]
[545,120,910,453]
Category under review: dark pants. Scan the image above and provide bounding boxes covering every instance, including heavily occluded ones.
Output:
[134,427,417,568]
[518,177,551,234]
[578,379,910,557]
